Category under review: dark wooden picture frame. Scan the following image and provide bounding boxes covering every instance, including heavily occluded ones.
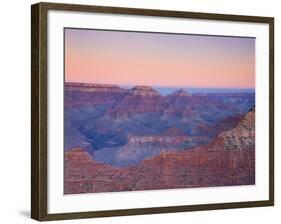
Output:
[31,2,274,221]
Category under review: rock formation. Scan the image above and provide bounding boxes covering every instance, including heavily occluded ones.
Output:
[64,82,255,167]
[65,109,255,194]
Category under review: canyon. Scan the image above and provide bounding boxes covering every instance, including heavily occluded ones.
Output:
[64,108,255,194]
[65,82,254,167]
[64,82,255,193]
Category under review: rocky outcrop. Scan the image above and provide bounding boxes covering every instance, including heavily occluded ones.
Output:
[163,89,191,117]
[64,149,127,193]
[169,89,189,97]
[107,86,165,117]
[65,82,128,107]
[65,82,128,93]
[113,135,191,166]
[216,108,255,150]
[65,148,93,164]
[192,114,244,138]
[130,86,161,96]
[65,82,255,167]
[65,109,255,194]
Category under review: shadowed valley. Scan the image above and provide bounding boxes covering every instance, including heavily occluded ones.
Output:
[64,82,255,194]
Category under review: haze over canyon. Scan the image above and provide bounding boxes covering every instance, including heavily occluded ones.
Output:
[64,82,255,194]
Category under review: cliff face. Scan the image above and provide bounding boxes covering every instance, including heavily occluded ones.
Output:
[65,109,255,194]
[65,83,254,114]
[217,108,255,150]
[130,86,161,96]
[65,82,128,93]
[65,82,254,166]
[65,82,128,107]
[108,86,165,116]
[133,109,255,190]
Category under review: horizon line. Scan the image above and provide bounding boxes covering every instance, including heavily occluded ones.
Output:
[65,81,255,90]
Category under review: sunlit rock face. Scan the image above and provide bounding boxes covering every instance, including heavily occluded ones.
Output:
[64,109,255,194]
[64,83,254,167]
[64,82,128,107]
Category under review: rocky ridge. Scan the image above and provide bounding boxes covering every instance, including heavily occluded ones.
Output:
[65,82,254,166]
[65,109,255,194]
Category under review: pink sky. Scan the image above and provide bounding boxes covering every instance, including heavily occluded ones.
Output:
[65,29,255,89]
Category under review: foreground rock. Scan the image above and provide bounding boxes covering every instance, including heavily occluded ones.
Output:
[64,109,255,194]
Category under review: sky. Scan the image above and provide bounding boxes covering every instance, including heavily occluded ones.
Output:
[65,28,255,89]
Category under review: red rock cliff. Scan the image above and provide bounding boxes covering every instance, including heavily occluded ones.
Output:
[65,108,255,194]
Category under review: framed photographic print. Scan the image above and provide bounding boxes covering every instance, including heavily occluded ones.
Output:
[31,2,274,221]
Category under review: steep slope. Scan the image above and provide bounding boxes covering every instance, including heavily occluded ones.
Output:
[64,82,255,173]
[65,82,128,107]
[107,86,166,118]
[65,109,255,194]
